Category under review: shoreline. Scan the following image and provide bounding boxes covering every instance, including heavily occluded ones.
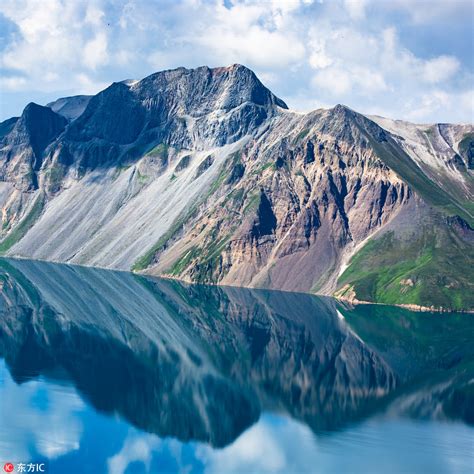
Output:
[1,255,472,313]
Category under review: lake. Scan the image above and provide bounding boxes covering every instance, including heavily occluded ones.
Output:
[0,258,472,473]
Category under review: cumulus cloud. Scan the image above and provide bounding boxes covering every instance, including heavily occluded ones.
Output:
[378,0,473,24]
[0,368,84,462]
[344,0,369,20]
[83,31,109,70]
[0,0,472,123]
[0,0,110,96]
[195,415,319,474]
[422,56,460,84]
[108,433,161,474]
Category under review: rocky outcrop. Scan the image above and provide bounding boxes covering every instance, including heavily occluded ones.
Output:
[0,103,67,190]
[149,105,410,293]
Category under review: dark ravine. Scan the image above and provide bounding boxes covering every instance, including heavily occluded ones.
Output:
[0,64,472,309]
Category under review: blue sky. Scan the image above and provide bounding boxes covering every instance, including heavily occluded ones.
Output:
[0,0,473,123]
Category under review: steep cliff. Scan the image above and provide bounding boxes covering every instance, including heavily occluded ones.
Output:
[0,65,472,309]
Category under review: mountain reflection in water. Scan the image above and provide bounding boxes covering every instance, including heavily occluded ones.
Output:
[0,258,472,473]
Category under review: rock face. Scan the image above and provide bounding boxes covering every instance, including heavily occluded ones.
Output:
[0,103,67,190]
[0,64,472,308]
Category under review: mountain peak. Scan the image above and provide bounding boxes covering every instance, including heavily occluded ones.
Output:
[61,64,288,155]
[135,64,288,111]
[332,103,356,116]
[17,103,67,157]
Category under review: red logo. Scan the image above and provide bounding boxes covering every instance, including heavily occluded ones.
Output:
[3,463,14,473]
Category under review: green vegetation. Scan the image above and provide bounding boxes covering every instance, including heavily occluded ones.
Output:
[132,162,232,271]
[44,164,65,192]
[294,128,310,143]
[243,191,261,214]
[146,143,169,158]
[168,246,200,276]
[339,302,474,379]
[204,151,241,199]
[191,234,233,283]
[228,188,245,206]
[0,193,45,253]
[206,165,227,197]
[337,225,474,311]
[166,232,231,281]
[251,162,274,175]
[136,169,149,183]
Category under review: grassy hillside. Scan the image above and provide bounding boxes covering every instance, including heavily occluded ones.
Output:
[336,219,474,311]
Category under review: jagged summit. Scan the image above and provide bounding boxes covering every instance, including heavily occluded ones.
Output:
[138,63,288,109]
[127,63,288,114]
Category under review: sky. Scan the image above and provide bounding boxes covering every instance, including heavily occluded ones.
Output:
[0,0,473,123]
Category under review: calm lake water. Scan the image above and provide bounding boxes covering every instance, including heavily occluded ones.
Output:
[0,258,472,473]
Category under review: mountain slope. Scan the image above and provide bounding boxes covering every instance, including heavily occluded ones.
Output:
[46,94,92,121]
[0,65,472,309]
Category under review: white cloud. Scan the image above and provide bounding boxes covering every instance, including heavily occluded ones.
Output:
[205,422,286,472]
[0,0,109,95]
[344,0,369,20]
[422,56,460,84]
[379,0,473,24]
[178,1,306,70]
[0,369,84,462]
[195,415,319,474]
[75,73,110,95]
[83,31,109,70]
[108,432,161,474]
[85,3,106,26]
[404,88,474,123]
[0,76,27,90]
[312,67,352,95]
[308,38,333,69]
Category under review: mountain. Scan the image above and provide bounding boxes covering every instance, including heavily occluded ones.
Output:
[0,64,472,310]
